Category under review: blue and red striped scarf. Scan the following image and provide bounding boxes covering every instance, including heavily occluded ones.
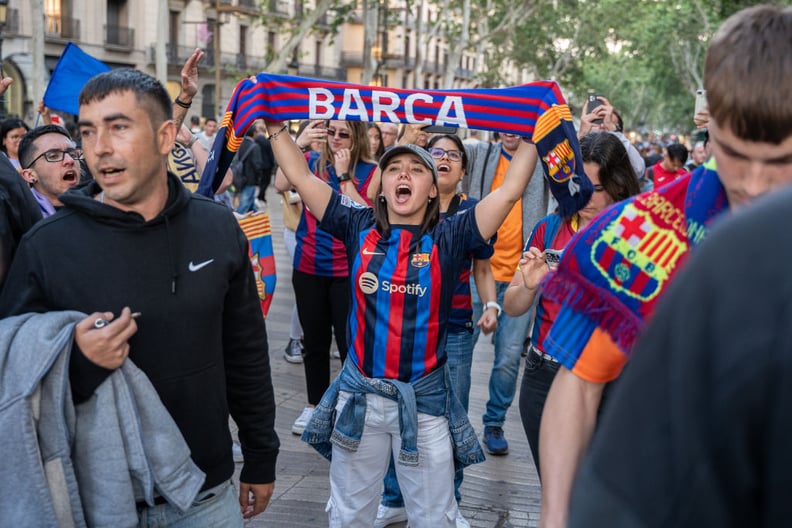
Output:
[197,73,592,217]
[542,160,728,353]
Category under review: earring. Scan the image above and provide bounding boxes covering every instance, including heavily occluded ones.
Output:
[379,195,386,203]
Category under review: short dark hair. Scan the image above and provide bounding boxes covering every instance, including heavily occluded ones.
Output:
[19,125,74,169]
[0,118,30,155]
[705,5,792,143]
[204,117,217,124]
[666,143,688,165]
[78,68,172,127]
[580,132,641,206]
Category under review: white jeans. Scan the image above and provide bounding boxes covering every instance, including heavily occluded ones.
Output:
[327,392,458,528]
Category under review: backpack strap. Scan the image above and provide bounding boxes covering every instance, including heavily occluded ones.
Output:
[479,143,494,197]
[446,193,463,216]
[542,214,563,249]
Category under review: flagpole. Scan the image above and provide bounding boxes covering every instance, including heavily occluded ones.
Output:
[155,0,167,86]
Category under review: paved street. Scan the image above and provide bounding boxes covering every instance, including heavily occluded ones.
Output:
[237,186,542,527]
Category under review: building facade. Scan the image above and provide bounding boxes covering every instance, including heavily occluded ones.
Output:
[1,0,527,124]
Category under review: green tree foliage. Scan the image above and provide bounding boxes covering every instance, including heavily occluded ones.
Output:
[502,0,771,131]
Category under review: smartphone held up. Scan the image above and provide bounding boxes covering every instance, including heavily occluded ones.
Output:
[587,94,604,124]
[694,89,708,116]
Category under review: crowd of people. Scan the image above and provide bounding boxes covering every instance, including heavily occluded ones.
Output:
[1,4,791,528]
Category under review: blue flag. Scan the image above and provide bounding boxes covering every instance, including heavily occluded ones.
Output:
[42,43,111,116]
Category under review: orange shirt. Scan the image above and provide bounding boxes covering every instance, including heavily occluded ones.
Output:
[489,152,523,282]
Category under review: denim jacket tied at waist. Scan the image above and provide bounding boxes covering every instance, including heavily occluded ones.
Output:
[301,359,485,468]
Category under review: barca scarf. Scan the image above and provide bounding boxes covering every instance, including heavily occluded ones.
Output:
[542,159,729,353]
[238,214,277,318]
[197,73,592,217]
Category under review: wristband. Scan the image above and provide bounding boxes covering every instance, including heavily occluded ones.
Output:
[185,134,198,149]
[268,123,289,141]
[174,96,192,109]
[338,172,351,183]
[484,301,502,317]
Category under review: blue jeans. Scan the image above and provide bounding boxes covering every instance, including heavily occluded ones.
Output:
[382,331,475,506]
[471,280,533,428]
[236,185,258,214]
[136,480,242,528]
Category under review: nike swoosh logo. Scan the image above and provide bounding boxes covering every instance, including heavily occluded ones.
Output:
[362,248,385,256]
[188,259,215,272]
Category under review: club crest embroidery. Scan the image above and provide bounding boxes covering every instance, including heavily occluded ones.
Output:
[533,104,576,184]
[410,253,430,268]
[591,204,687,302]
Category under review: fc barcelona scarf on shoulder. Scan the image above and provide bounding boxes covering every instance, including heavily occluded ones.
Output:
[197,73,593,217]
[238,214,277,318]
[542,159,729,353]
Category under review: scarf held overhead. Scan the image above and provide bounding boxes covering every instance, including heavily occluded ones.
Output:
[198,73,592,217]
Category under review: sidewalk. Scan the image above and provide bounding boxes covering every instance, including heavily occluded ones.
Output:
[238,187,541,527]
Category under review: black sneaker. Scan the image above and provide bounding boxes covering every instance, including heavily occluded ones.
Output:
[483,425,509,455]
[284,338,304,364]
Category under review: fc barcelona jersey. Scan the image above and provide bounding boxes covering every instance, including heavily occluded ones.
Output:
[293,151,376,277]
[321,192,489,382]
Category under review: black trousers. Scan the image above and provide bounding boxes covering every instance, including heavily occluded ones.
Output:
[292,269,350,405]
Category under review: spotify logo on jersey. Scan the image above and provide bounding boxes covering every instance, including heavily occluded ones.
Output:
[359,272,379,294]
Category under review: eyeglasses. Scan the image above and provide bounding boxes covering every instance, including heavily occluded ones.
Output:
[24,147,83,169]
[593,184,606,192]
[428,147,463,162]
[326,127,351,139]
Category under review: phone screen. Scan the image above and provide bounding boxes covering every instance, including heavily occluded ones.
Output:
[545,249,563,265]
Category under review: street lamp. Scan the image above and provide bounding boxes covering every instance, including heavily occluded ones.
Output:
[0,0,8,120]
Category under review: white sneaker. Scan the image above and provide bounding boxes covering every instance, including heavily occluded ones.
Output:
[373,504,407,528]
[455,509,471,528]
[291,406,314,435]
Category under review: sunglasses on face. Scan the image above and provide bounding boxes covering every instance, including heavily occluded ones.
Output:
[428,147,463,162]
[24,147,83,169]
[326,127,351,139]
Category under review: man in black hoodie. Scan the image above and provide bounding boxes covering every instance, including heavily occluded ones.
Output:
[0,77,42,289]
[0,68,279,524]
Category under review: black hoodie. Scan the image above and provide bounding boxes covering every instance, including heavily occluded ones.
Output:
[0,173,279,488]
[0,154,42,288]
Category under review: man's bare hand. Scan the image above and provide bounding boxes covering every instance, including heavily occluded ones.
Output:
[0,77,12,96]
[180,48,204,100]
[73,307,138,369]
[239,481,274,519]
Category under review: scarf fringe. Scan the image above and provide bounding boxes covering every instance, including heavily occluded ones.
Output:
[542,269,642,354]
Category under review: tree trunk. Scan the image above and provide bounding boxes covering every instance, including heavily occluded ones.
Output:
[361,0,380,85]
[265,0,338,73]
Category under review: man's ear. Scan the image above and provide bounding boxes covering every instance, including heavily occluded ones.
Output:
[157,119,177,156]
[20,168,36,185]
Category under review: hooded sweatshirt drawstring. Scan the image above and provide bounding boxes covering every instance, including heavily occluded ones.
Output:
[164,215,179,295]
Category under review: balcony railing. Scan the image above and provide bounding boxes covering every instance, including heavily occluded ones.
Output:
[297,63,347,81]
[105,24,135,50]
[2,8,20,35]
[45,14,81,41]
[340,51,363,67]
